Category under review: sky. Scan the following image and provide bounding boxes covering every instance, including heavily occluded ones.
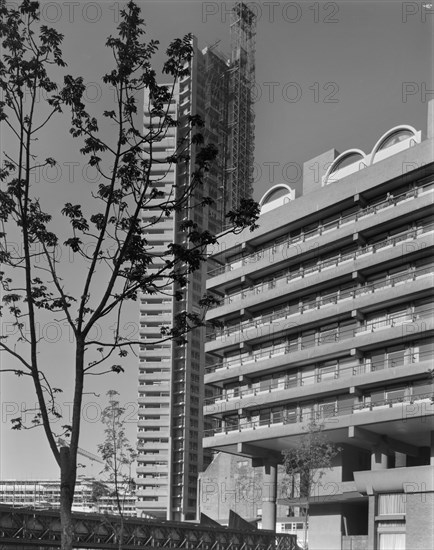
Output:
[0,0,433,479]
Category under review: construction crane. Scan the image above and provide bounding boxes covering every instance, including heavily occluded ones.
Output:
[57,438,104,465]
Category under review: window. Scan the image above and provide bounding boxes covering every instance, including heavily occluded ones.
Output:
[378,130,413,151]
[385,387,407,403]
[319,324,338,345]
[386,346,406,368]
[330,152,364,174]
[318,362,337,381]
[319,400,337,419]
[370,351,385,371]
[378,533,405,550]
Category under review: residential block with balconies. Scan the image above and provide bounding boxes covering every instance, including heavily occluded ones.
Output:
[202,103,434,550]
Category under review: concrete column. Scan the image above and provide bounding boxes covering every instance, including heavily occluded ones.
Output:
[371,448,388,470]
[395,452,406,468]
[261,461,277,531]
[367,495,376,550]
[430,431,434,465]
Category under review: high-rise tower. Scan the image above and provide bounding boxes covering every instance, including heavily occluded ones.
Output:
[226,3,256,213]
[136,4,256,521]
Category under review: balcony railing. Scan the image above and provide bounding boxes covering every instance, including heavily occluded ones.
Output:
[205,308,433,374]
[206,264,433,342]
[208,180,433,278]
[204,350,431,405]
[204,391,434,437]
[210,221,434,309]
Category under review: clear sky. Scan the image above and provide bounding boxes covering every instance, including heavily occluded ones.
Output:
[0,0,432,479]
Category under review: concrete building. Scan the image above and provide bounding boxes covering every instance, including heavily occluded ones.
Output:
[0,478,137,516]
[198,453,306,544]
[136,4,256,521]
[202,102,434,549]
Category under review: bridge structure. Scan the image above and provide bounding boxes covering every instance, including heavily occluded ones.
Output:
[0,505,297,550]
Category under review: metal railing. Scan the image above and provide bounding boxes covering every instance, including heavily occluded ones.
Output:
[210,221,434,309]
[204,350,432,405]
[208,180,434,278]
[0,505,297,550]
[204,391,434,437]
[205,308,433,374]
[206,264,433,342]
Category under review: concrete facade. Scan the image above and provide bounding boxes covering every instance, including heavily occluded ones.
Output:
[202,103,434,549]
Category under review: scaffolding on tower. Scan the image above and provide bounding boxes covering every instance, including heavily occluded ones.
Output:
[226,2,256,213]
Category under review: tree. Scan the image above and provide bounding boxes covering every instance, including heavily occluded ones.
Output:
[0,2,259,549]
[282,422,340,549]
[97,390,137,550]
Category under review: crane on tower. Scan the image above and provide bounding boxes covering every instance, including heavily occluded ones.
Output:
[57,438,104,465]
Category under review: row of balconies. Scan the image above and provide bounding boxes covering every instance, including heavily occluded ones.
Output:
[209,221,434,310]
[208,179,433,279]
[206,264,433,343]
[205,307,433,375]
[204,391,434,437]
[204,349,432,407]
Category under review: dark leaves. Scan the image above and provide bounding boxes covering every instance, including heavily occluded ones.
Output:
[64,237,82,252]
[111,365,125,374]
[225,197,260,232]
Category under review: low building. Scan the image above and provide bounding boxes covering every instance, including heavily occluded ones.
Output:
[202,101,434,549]
[0,478,137,516]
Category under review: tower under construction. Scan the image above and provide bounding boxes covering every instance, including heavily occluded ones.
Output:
[226,3,256,214]
[136,3,256,522]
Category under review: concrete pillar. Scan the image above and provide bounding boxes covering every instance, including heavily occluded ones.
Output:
[261,461,277,531]
[367,495,376,550]
[371,448,388,470]
[395,452,406,468]
[430,431,434,466]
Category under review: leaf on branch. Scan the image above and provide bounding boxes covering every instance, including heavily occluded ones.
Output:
[188,114,204,128]
[2,293,22,303]
[195,144,218,170]
[64,237,82,252]
[111,365,125,374]
[11,417,23,430]
[191,133,204,145]
[61,203,83,218]
[225,197,261,232]
[199,294,222,308]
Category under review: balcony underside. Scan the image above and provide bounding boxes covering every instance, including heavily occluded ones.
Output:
[203,407,434,458]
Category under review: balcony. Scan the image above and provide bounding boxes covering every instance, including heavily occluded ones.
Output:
[204,391,434,437]
[204,350,432,407]
[205,308,433,375]
[209,222,434,311]
[208,181,434,279]
[206,264,433,344]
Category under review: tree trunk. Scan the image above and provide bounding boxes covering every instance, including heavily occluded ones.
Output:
[60,447,74,550]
